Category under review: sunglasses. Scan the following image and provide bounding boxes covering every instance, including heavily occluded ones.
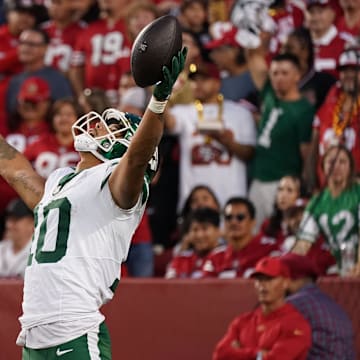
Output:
[224,213,248,222]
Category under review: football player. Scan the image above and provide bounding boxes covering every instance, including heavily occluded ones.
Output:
[0,48,187,360]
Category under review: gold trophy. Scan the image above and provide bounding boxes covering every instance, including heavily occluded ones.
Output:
[195,93,224,132]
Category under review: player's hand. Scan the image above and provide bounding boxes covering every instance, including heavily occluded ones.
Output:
[153,47,188,101]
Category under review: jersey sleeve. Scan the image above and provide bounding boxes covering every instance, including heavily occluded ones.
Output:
[297,197,320,243]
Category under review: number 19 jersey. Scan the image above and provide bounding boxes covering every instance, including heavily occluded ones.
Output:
[17,160,147,348]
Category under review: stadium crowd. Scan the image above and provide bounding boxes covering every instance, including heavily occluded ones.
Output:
[0,0,359,282]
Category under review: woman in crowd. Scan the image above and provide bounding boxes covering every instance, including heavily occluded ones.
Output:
[294,144,360,276]
[24,98,81,178]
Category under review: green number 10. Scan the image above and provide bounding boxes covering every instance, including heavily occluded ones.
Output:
[28,197,71,265]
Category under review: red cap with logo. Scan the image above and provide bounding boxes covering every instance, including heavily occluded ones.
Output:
[205,27,240,50]
[17,77,51,103]
[250,257,290,278]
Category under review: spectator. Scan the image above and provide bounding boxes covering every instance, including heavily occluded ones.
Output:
[165,207,222,278]
[206,26,257,103]
[70,0,131,108]
[166,61,256,210]
[6,76,52,152]
[0,0,37,135]
[177,0,211,60]
[0,76,52,224]
[125,1,158,44]
[247,52,314,231]
[175,184,221,253]
[42,0,87,74]
[306,0,347,78]
[282,27,337,110]
[6,27,73,115]
[169,29,203,106]
[294,144,360,276]
[305,46,360,192]
[281,253,356,359]
[24,98,81,178]
[213,256,312,360]
[0,198,33,278]
[260,175,301,242]
[202,197,280,278]
[281,200,337,275]
[337,0,360,43]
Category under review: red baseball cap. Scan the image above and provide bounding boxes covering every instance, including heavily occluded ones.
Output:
[280,253,319,280]
[250,257,290,278]
[17,77,51,103]
[205,27,240,50]
[188,62,221,80]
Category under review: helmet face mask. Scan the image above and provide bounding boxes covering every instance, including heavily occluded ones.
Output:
[72,109,135,162]
[71,108,159,180]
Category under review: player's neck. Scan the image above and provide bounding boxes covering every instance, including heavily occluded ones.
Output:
[76,152,102,171]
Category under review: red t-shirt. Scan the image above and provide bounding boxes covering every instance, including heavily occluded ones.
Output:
[71,18,131,105]
[336,16,360,43]
[313,29,347,79]
[0,121,51,214]
[202,235,280,278]
[213,303,312,360]
[42,20,87,72]
[165,247,219,279]
[24,133,79,178]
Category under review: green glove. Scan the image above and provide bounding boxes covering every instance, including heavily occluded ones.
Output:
[153,47,188,101]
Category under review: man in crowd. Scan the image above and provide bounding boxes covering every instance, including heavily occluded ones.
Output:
[213,256,312,360]
[165,207,222,278]
[281,253,356,359]
[247,51,314,231]
[165,61,256,210]
[202,197,280,278]
[0,198,33,278]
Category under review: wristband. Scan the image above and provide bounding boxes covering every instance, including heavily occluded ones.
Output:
[148,96,168,114]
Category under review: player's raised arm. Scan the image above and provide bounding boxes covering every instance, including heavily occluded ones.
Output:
[109,48,187,209]
[0,135,45,209]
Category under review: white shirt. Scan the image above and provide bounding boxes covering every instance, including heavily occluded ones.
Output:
[170,100,256,210]
[0,239,31,278]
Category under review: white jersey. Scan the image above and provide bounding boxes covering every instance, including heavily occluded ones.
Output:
[0,239,31,278]
[17,159,147,348]
[170,100,256,210]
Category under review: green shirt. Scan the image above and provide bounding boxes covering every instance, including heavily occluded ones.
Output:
[252,83,314,181]
[298,184,360,268]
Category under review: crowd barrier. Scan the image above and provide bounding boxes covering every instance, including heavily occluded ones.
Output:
[0,278,359,360]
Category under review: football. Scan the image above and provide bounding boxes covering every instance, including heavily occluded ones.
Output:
[131,15,182,88]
